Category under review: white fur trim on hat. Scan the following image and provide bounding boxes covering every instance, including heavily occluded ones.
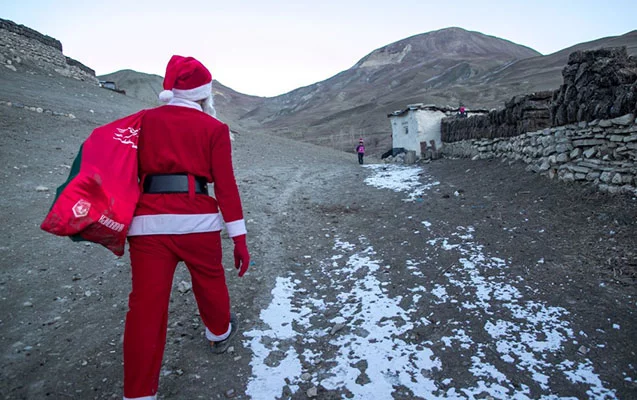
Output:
[159,90,174,102]
[172,82,213,102]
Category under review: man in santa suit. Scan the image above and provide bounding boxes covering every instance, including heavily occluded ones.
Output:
[123,55,250,400]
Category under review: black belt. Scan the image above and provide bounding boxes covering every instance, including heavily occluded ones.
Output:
[143,174,208,194]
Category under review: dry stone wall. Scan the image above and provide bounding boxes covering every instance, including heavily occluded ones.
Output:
[443,114,637,195]
[441,47,637,195]
[0,18,62,50]
[0,18,97,83]
[441,48,637,143]
[65,56,97,78]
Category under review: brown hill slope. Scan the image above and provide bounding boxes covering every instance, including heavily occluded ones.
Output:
[483,30,637,90]
[98,69,163,105]
[94,27,637,156]
[97,70,265,132]
[236,27,543,151]
[238,28,637,155]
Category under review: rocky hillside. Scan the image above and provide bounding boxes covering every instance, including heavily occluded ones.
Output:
[483,30,637,92]
[237,28,637,155]
[97,69,163,105]
[237,28,543,151]
[97,70,264,132]
[5,17,635,156]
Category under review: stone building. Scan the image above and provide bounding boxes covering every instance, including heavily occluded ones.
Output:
[388,104,487,157]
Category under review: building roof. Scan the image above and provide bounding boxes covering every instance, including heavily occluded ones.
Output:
[387,104,489,118]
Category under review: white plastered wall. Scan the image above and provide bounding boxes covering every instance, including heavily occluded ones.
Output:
[390,114,413,152]
[414,110,445,153]
[390,109,446,156]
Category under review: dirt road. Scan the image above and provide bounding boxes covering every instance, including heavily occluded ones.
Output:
[1,69,636,399]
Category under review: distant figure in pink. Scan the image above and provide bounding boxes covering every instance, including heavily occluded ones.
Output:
[355,138,365,164]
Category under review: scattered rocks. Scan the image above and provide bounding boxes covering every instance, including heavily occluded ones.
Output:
[330,322,346,335]
[44,316,61,325]
[177,281,192,294]
[1,98,79,120]
[306,386,318,398]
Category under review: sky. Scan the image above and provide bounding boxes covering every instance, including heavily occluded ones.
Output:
[2,0,636,97]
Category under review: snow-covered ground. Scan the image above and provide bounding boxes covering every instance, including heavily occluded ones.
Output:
[243,164,618,399]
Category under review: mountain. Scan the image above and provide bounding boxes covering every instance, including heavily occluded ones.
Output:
[235,27,543,152]
[98,69,163,105]
[236,28,637,154]
[482,30,637,91]
[97,70,265,132]
[97,27,637,155]
[207,81,266,132]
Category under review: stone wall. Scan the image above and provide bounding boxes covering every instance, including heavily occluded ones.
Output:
[443,113,637,195]
[440,47,637,195]
[441,47,637,144]
[0,18,97,83]
[0,18,62,51]
[551,47,637,126]
[65,56,96,77]
[441,91,553,142]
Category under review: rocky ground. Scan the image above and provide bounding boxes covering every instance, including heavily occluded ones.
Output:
[1,67,636,399]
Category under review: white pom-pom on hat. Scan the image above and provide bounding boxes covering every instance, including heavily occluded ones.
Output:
[159,90,173,102]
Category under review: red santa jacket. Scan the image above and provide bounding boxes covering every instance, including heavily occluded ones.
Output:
[127,99,246,238]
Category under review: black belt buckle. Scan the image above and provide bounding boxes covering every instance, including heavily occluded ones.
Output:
[143,174,208,194]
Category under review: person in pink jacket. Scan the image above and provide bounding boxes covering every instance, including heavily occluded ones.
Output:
[123,55,250,400]
[356,138,366,164]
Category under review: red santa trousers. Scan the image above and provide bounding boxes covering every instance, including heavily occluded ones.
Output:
[123,231,230,399]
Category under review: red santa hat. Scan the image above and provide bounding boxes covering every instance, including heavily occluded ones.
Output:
[158,55,212,103]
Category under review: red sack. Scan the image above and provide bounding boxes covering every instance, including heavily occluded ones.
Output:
[41,110,145,256]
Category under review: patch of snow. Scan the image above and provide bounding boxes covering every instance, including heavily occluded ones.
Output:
[245,192,617,399]
[363,164,439,201]
[244,277,304,398]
